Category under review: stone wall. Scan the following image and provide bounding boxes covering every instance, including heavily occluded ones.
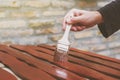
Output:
[0,0,120,59]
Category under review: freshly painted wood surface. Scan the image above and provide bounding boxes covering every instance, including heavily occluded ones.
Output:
[0,44,119,80]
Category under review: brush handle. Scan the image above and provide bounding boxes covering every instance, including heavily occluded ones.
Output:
[61,24,71,42]
[58,21,72,45]
[59,14,73,45]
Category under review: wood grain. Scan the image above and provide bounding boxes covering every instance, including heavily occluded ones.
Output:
[0,44,119,80]
[10,45,119,80]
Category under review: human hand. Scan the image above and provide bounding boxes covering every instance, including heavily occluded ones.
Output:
[63,9,103,31]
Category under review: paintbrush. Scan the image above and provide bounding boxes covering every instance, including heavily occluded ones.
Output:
[54,15,72,62]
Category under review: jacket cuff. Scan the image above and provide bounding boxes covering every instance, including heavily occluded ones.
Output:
[97,1,119,38]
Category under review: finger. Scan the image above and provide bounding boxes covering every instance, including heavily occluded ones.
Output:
[67,16,83,24]
[77,26,85,31]
[71,27,77,31]
[71,25,86,31]
[74,10,82,16]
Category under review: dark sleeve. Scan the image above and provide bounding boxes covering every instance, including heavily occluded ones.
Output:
[98,0,120,38]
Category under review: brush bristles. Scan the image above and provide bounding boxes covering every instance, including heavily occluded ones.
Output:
[54,49,68,62]
[54,42,69,62]
[54,43,69,62]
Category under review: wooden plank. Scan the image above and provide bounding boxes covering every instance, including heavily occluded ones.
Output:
[0,68,17,80]
[69,56,120,79]
[29,45,120,79]
[0,52,56,80]
[71,47,120,64]
[10,45,118,80]
[0,45,86,80]
[38,44,120,70]
[40,44,120,64]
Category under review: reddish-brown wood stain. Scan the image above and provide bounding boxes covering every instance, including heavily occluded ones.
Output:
[0,44,119,80]
[0,68,17,80]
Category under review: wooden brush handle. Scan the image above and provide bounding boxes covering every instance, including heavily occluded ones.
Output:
[62,24,71,40]
[59,14,73,44]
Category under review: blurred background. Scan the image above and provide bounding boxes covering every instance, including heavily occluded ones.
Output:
[0,0,119,59]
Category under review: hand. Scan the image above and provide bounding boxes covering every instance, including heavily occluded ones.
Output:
[63,9,103,31]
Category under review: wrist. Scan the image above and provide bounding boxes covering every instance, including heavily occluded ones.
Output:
[94,11,103,24]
